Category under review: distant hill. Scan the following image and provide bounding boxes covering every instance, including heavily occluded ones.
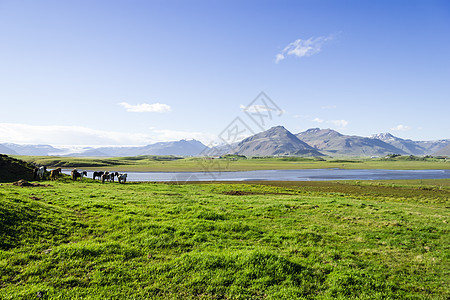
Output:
[0,154,36,182]
[370,133,450,155]
[232,126,324,156]
[414,139,450,155]
[370,133,428,155]
[433,144,450,156]
[0,140,208,157]
[77,139,208,157]
[296,128,406,156]
[1,143,64,156]
[69,149,109,157]
[0,144,17,155]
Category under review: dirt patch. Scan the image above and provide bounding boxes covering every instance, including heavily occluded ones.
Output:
[12,180,51,187]
[223,190,296,196]
[223,190,256,196]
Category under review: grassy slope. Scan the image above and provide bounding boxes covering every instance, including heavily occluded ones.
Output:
[0,179,449,299]
[0,155,36,182]
[13,155,450,172]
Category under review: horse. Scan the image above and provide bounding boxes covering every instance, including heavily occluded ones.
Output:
[109,172,119,182]
[117,173,127,184]
[71,169,87,181]
[36,166,46,180]
[93,171,104,180]
[79,170,87,179]
[101,172,110,183]
[50,168,62,180]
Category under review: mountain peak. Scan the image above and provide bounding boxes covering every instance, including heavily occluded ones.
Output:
[297,128,342,138]
[305,128,321,133]
[266,125,288,133]
[371,133,396,141]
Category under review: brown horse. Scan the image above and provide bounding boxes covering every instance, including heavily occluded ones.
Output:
[101,172,110,183]
[50,168,62,180]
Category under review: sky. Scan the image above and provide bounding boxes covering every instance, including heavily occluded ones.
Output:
[0,0,449,147]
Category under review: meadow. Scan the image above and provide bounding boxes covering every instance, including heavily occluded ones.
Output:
[14,155,450,172]
[0,177,449,299]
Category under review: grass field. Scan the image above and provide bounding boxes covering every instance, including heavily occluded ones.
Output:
[1,178,449,299]
[13,155,450,172]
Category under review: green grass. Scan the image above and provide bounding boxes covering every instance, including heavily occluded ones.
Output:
[0,178,449,299]
[13,155,450,172]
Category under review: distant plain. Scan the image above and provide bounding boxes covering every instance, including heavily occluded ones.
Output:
[14,155,450,172]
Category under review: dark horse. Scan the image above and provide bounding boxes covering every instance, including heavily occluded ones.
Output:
[71,169,87,181]
[93,171,104,180]
[109,171,119,182]
[101,172,119,183]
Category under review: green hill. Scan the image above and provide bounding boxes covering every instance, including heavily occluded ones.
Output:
[0,154,36,182]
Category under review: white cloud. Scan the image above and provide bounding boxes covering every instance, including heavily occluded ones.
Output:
[308,117,348,128]
[0,123,154,146]
[312,117,324,123]
[119,102,171,113]
[327,119,349,128]
[391,124,411,131]
[275,53,285,63]
[0,123,216,146]
[275,35,334,63]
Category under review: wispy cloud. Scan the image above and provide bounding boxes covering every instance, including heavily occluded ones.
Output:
[312,117,324,123]
[275,35,334,63]
[0,123,152,146]
[119,102,171,113]
[391,124,410,131]
[310,117,347,128]
[327,119,349,128]
[321,105,337,110]
[0,123,215,146]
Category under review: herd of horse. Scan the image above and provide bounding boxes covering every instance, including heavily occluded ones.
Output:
[33,166,127,183]
[92,171,128,184]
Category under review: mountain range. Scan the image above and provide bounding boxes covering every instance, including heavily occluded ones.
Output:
[0,140,207,157]
[231,126,324,157]
[296,129,404,157]
[1,127,449,157]
[70,140,207,157]
[294,128,449,157]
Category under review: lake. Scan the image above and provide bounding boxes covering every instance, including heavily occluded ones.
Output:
[63,169,450,182]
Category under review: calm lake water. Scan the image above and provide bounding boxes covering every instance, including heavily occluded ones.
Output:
[63,169,450,182]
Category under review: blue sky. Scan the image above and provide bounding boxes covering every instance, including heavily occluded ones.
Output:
[0,0,449,146]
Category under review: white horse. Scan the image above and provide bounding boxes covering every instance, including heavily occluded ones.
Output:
[36,166,46,179]
[117,173,127,184]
